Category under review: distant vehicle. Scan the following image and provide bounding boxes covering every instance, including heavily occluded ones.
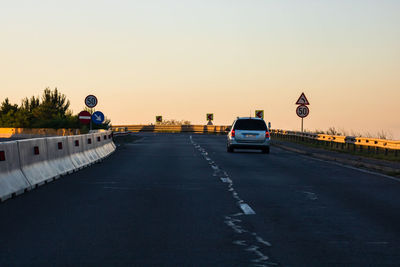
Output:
[227,117,270,153]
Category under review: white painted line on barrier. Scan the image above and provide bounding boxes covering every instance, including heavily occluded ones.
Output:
[79,116,91,120]
[239,203,256,215]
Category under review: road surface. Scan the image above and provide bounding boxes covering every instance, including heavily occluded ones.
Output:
[1,133,400,266]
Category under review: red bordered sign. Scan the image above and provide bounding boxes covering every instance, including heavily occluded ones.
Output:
[296,105,309,118]
[85,95,98,108]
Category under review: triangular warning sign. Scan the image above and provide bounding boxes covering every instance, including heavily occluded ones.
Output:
[296,93,310,105]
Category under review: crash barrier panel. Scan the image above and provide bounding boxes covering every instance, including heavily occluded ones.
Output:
[0,141,32,201]
[17,138,60,186]
[93,132,108,159]
[271,129,400,156]
[67,135,91,169]
[93,131,115,158]
[46,136,76,176]
[0,132,116,202]
[82,133,101,163]
[104,132,116,155]
[111,125,230,134]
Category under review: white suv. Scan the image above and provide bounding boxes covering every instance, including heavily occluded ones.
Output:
[227,117,271,153]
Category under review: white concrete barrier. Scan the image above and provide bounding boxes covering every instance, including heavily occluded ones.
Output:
[93,132,108,159]
[82,134,101,163]
[67,135,91,169]
[1,131,116,202]
[17,138,59,187]
[103,131,116,157]
[46,136,76,176]
[0,141,32,201]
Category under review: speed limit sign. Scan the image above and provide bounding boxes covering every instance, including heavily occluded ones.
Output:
[85,95,98,108]
[296,105,309,118]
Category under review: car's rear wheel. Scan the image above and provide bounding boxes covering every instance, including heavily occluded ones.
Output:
[227,146,234,153]
[262,147,270,154]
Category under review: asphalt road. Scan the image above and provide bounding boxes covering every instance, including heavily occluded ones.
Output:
[1,133,400,266]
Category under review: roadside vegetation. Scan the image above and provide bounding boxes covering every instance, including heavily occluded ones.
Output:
[0,88,110,132]
[311,127,393,140]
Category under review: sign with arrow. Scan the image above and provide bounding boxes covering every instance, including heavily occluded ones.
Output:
[92,111,105,125]
[156,116,162,123]
[206,113,214,121]
[295,92,310,105]
[255,110,264,119]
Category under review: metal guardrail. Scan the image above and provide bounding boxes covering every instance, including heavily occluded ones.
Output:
[111,125,399,154]
[271,129,400,156]
[270,129,400,150]
[111,125,229,134]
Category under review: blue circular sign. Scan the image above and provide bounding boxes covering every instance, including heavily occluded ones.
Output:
[92,111,105,125]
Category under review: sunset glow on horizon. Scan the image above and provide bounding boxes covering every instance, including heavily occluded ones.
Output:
[1,1,399,138]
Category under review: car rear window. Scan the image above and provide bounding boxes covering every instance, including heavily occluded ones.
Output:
[233,119,267,130]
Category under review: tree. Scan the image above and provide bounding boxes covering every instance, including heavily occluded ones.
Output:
[0,88,81,129]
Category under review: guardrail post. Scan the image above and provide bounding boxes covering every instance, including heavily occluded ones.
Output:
[385,149,388,156]
[367,146,370,154]
[375,147,379,155]
[395,150,398,157]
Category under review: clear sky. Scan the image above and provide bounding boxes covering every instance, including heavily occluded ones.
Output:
[1,0,399,138]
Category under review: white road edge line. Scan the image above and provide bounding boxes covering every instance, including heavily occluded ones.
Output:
[298,154,400,182]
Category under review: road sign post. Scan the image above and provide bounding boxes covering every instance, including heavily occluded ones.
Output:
[78,111,91,125]
[255,110,264,119]
[92,111,105,125]
[85,95,98,131]
[295,93,310,133]
[85,95,98,108]
[206,113,214,125]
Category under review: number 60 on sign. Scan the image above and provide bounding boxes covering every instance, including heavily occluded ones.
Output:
[296,105,309,118]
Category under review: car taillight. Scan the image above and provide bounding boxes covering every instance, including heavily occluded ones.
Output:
[231,130,235,137]
[265,131,270,138]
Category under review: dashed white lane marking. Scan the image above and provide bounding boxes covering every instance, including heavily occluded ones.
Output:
[233,240,247,246]
[103,186,135,190]
[220,177,232,183]
[190,135,276,266]
[302,191,318,200]
[240,203,256,215]
[255,236,272,247]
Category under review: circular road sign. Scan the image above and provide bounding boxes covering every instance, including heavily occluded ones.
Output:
[296,105,309,118]
[85,95,98,108]
[92,111,105,125]
[78,110,92,124]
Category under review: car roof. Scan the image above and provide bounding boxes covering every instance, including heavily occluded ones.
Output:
[235,117,263,120]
